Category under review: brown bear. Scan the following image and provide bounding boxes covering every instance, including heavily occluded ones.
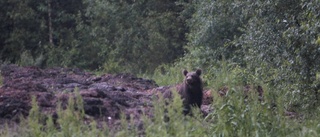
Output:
[179,69,203,115]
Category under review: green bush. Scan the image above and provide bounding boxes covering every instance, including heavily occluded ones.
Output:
[145,61,320,136]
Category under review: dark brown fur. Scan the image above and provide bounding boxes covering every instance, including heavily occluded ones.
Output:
[179,69,203,115]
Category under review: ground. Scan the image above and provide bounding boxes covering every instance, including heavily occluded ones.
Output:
[0,64,213,130]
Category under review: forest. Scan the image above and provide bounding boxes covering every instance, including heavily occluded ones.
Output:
[0,0,320,136]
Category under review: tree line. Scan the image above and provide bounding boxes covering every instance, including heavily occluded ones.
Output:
[0,0,188,72]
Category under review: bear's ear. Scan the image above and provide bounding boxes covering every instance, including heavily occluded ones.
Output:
[196,69,202,76]
[183,70,188,76]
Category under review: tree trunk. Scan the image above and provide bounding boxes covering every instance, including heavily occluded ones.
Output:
[48,0,53,45]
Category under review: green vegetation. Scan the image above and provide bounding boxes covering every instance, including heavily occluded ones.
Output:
[0,0,186,72]
[0,92,109,137]
[1,0,320,136]
[2,75,320,136]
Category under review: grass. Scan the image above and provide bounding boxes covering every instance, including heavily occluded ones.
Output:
[0,91,109,137]
[139,64,184,86]
[1,66,320,137]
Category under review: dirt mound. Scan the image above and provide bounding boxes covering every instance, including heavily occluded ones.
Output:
[0,64,213,128]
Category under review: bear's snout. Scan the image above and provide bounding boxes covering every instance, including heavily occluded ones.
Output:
[186,76,193,84]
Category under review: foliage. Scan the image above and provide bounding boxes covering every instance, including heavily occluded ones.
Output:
[0,0,187,73]
[175,0,320,113]
[83,0,187,73]
[235,0,320,112]
[182,0,248,65]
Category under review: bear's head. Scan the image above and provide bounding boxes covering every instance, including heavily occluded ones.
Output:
[183,69,202,86]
